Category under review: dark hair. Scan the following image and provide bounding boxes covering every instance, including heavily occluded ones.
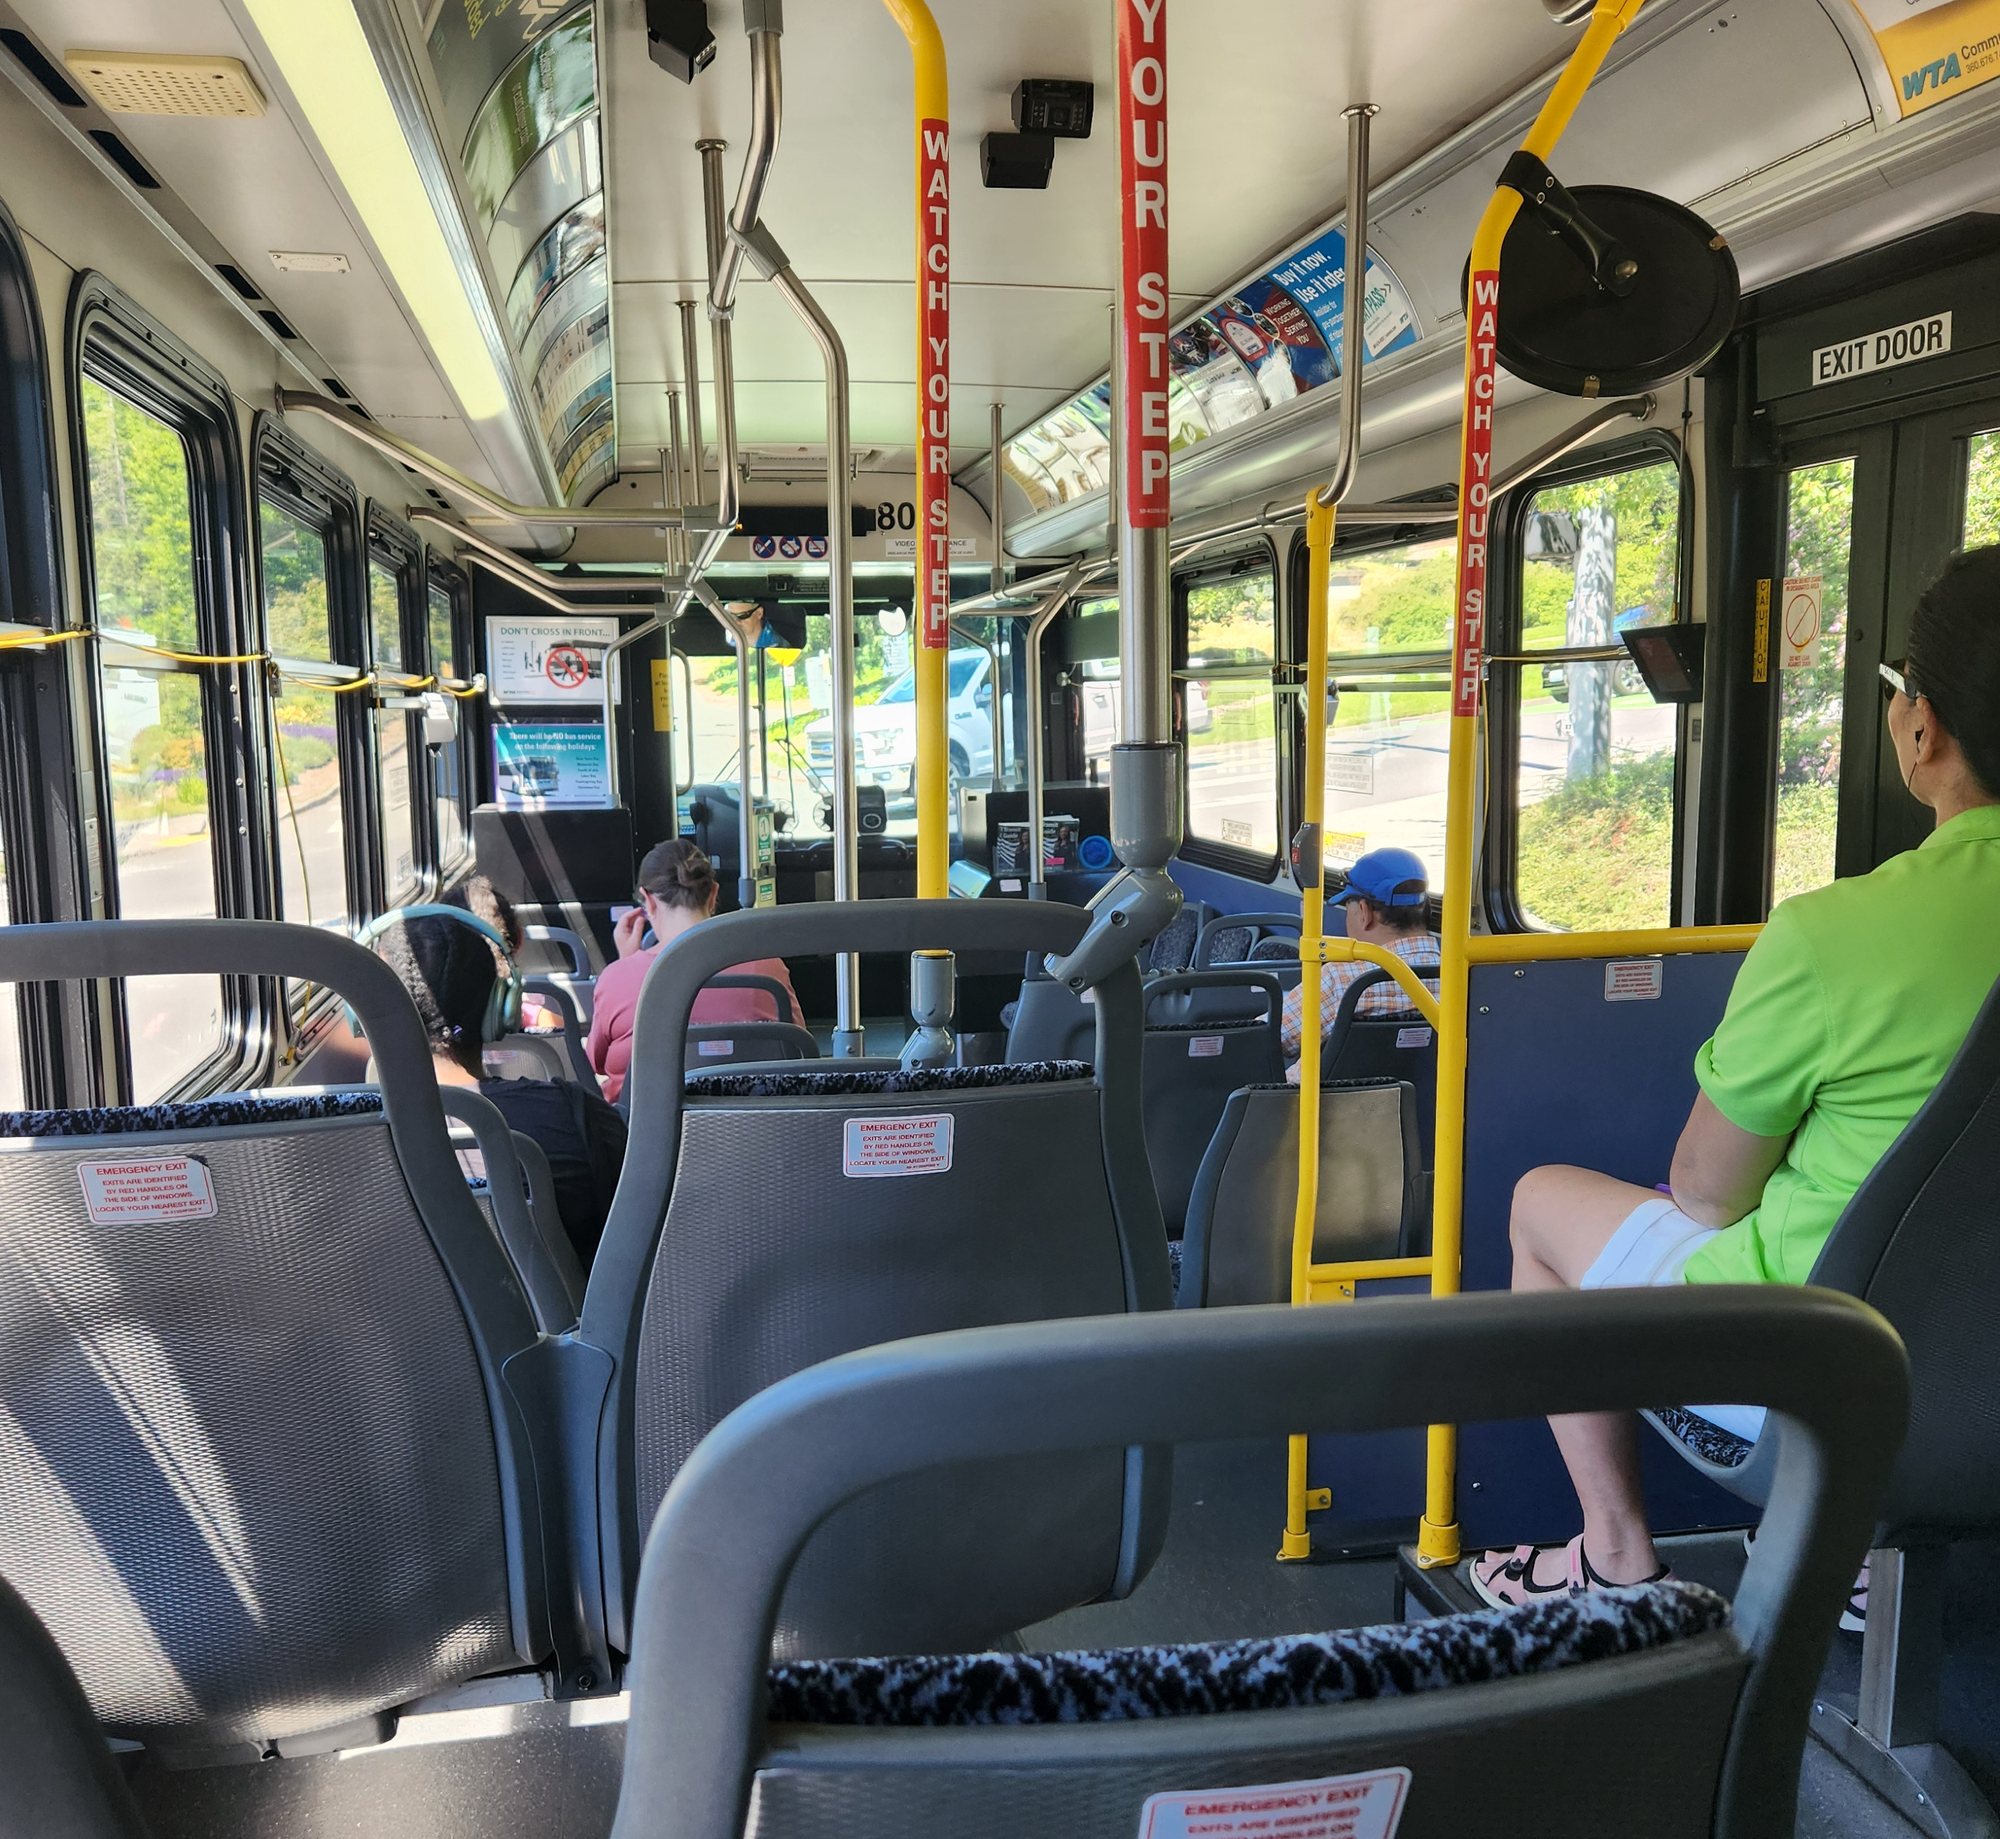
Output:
[1357,883,1431,934]
[637,837,719,913]
[374,875,511,1070]
[1908,547,2000,800]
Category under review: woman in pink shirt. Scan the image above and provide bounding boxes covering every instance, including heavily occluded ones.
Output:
[586,838,803,1103]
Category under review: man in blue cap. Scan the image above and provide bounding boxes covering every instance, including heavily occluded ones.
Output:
[1281,844,1440,1081]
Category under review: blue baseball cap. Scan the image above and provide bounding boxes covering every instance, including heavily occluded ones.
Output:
[1332,846,1429,908]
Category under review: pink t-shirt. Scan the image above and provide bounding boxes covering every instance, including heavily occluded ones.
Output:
[586,947,803,1102]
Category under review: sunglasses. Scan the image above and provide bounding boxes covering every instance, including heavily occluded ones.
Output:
[1879,658,1915,704]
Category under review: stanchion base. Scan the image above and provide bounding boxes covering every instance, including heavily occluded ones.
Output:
[1416,1517,1461,1568]
[1811,1705,2000,1839]
[830,1029,867,1058]
[1275,1530,1313,1564]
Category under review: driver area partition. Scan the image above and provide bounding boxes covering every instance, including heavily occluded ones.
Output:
[1305,949,1754,1551]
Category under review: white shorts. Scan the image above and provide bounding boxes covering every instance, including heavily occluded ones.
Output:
[1580,1195,1767,1445]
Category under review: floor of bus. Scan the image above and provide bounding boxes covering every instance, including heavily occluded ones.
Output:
[125,1437,2000,1838]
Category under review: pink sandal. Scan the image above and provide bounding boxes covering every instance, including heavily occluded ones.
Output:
[1472,1533,1672,1609]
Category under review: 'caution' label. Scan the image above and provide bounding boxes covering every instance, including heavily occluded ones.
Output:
[842,1114,953,1178]
[78,1156,216,1225]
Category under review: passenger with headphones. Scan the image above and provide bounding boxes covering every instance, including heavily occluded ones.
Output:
[364,878,627,1269]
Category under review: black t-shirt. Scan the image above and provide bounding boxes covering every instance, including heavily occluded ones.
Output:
[479,1077,627,1270]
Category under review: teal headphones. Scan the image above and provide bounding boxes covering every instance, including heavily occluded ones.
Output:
[353,904,525,1043]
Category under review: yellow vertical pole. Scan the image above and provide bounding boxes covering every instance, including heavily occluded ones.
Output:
[1280,487,1338,1560]
[1419,0,1651,1570]
[882,0,950,899]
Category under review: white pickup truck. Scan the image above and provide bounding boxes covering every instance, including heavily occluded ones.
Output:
[806,648,1007,794]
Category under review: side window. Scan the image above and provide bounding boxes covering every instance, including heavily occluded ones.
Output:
[428,576,469,872]
[0,850,19,1109]
[1775,460,1856,901]
[261,496,351,932]
[1184,568,1278,858]
[370,557,419,904]
[1964,428,2000,547]
[1510,458,1683,930]
[1322,536,1456,890]
[80,376,223,1099]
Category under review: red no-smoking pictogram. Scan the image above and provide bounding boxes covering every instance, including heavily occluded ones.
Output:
[545,644,589,689]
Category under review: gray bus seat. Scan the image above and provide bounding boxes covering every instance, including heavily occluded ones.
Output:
[485,1030,574,1083]
[1644,969,2000,1832]
[1323,964,1442,1169]
[1144,899,1211,975]
[1004,972,1095,1063]
[705,972,798,1023]
[0,1573,147,1839]
[440,1085,585,1332]
[608,1286,1907,1839]
[576,899,1172,1665]
[0,920,577,1760]
[684,1021,821,1072]
[1153,913,1302,1025]
[1194,909,1302,969]
[520,976,597,1083]
[1141,970,1286,1238]
[1176,1082,1422,1308]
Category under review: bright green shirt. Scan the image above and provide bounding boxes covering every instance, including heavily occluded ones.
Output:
[1684,804,2000,1286]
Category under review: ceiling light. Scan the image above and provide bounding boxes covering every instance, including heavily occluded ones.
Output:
[238,0,507,421]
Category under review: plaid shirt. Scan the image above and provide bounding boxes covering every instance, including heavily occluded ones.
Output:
[1281,930,1442,1063]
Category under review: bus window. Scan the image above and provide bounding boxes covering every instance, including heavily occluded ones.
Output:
[262,499,350,933]
[0,847,19,1110]
[1965,429,2000,546]
[1324,537,1456,890]
[1184,569,1277,859]
[1774,459,1855,901]
[370,559,418,904]
[428,578,468,872]
[1513,459,1682,930]
[80,376,222,1100]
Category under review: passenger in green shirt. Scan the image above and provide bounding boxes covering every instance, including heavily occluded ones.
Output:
[1476,548,2000,1615]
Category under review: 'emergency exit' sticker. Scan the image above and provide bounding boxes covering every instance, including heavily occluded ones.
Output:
[842,1114,953,1178]
[78,1156,216,1225]
[1605,959,1665,1002]
[1137,1768,1409,1839]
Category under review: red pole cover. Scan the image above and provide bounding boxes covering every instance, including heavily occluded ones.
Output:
[1119,0,1168,531]
[1452,269,1499,718]
[920,116,951,648]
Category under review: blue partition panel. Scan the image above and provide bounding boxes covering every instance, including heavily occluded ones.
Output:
[1310,950,1757,1550]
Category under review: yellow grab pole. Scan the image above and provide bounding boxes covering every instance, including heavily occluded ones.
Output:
[1421,0,1651,1571]
[1280,488,1339,1560]
[882,0,950,899]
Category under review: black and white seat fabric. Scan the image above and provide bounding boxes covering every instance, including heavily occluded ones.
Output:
[575,900,1172,1666]
[1176,1081,1423,1307]
[607,1286,1906,1839]
[1140,970,1286,1238]
[0,921,571,1761]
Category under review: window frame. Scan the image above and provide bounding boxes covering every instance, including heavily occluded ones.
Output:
[1174,538,1286,881]
[426,551,475,882]
[1484,428,1695,935]
[67,275,263,1102]
[365,506,430,907]
[251,414,367,1052]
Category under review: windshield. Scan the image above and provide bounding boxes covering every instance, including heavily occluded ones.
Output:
[875,651,983,705]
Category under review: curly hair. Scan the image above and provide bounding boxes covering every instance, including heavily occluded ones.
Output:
[372,875,513,1071]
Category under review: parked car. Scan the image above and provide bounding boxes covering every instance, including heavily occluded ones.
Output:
[805,648,1006,794]
[1543,605,1657,703]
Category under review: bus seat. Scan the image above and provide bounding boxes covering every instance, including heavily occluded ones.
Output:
[1322,965,1442,1170]
[1141,970,1286,1238]
[1644,970,2000,1829]
[705,972,799,1024]
[1144,899,1210,975]
[484,1031,575,1083]
[0,921,572,1759]
[684,1021,821,1072]
[577,899,1171,1664]
[610,1286,1906,1839]
[0,1573,147,1839]
[1176,1082,1421,1308]
[440,1085,585,1332]
[1193,910,1302,970]
[1004,974,1094,1063]
[523,975,597,1080]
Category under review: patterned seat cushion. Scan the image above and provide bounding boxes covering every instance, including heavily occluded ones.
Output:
[1652,1405,1754,1469]
[767,1580,1730,1727]
[0,1091,386,1138]
[1205,927,1252,965]
[1249,936,1301,962]
[686,1061,1092,1099]
[1149,908,1200,974]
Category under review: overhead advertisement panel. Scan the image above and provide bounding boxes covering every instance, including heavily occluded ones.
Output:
[1849,0,2000,115]
[1001,220,1421,516]
[423,3,616,506]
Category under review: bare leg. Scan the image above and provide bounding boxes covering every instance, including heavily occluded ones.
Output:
[1508,1166,1668,1587]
